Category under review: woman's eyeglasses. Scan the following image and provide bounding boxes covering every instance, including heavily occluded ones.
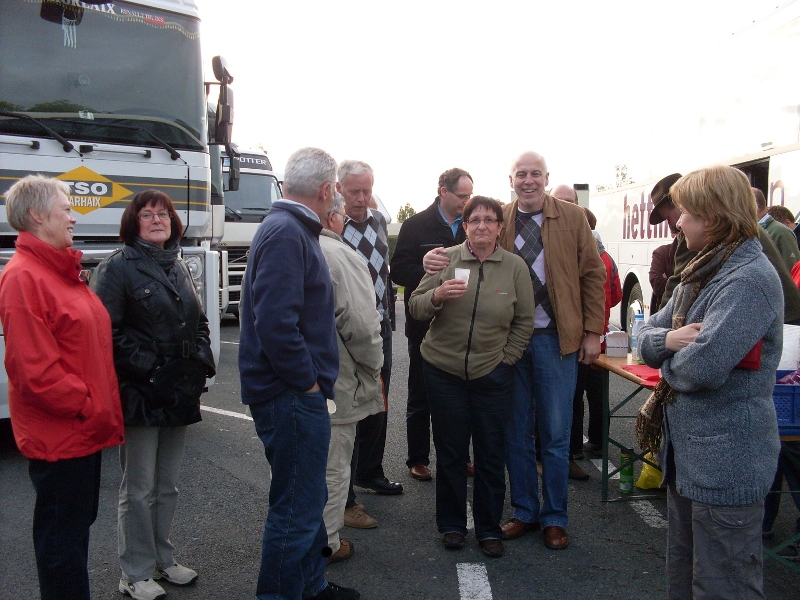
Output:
[139,211,170,222]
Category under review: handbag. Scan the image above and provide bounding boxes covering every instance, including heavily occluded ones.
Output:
[735,339,762,370]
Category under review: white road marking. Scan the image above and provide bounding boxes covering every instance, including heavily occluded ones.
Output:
[466,501,474,532]
[630,500,668,528]
[457,563,493,600]
[220,340,239,345]
[201,405,252,420]
[590,457,618,479]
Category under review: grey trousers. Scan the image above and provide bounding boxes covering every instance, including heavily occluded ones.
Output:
[667,484,765,600]
[324,421,358,553]
[118,426,188,583]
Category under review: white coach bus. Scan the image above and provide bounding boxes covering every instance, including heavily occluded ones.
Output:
[590,0,800,331]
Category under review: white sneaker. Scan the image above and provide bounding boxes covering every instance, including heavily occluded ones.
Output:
[154,563,198,586]
[118,578,167,600]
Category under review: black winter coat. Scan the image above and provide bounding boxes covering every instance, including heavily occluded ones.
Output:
[390,199,466,343]
[91,244,216,427]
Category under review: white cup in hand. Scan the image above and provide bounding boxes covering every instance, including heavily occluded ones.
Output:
[454,268,470,285]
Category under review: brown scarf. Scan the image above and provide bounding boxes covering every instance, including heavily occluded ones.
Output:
[634,235,745,454]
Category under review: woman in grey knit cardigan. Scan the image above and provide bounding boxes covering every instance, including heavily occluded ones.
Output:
[637,166,782,599]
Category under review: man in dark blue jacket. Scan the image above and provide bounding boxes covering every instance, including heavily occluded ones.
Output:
[390,168,472,481]
[239,147,359,600]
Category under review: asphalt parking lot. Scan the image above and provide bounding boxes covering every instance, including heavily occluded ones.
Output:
[2,305,800,599]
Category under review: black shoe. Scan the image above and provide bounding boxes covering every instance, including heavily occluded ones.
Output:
[479,538,504,558]
[443,532,466,549]
[355,476,404,495]
[308,581,361,600]
[583,441,602,457]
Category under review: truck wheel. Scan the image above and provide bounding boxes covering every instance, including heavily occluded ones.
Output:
[625,283,643,333]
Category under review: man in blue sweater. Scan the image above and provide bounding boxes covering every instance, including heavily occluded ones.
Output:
[239,147,359,600]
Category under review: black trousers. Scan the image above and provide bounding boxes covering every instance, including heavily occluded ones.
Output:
[28,451,102,600]
[347,319,392,504]
[570,362,604,454]
[405,339,431,467]
[423,360,512,539]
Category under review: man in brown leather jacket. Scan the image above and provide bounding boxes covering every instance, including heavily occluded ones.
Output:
[499,152,606,550]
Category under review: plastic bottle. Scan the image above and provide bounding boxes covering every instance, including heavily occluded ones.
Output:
[620,449,635,494]
[630,313,645,363]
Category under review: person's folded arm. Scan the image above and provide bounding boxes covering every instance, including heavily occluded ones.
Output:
[658,277,779,392]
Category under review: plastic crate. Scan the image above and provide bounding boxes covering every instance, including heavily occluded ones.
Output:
[774,371,800,436]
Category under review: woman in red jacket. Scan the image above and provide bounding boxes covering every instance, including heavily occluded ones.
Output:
[0,175,125,600]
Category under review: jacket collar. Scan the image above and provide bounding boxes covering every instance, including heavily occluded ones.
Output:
[715,236,763,276]
[121,243,184,293]
[508,193,560,220]
[458,240,503,262]
[15,231,84,283]
[320,228,344,243]
[270,202,323,237]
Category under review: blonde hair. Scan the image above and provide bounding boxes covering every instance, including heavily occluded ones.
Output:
[5,175,70,232]
[669,165,758,244]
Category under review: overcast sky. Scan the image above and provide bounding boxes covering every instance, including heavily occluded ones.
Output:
[196,0,787,217]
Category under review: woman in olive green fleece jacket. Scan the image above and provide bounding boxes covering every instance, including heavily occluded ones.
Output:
[408,197,534,557]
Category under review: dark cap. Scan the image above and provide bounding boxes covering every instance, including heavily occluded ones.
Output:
[649,173,682,225]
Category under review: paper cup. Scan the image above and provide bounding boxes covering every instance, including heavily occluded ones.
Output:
[454,268,470,285]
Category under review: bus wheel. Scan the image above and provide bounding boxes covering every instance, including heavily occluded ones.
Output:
[626,283,643,333]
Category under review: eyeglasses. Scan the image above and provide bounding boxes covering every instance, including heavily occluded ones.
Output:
[450,191,472,201]
[466,217,498,226]
[139,211,170,222]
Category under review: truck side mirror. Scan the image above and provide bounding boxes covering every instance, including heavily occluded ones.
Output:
[226,145,240,192]
[212,56,234,85]
[215,85,234,146]
[212,56,234,146]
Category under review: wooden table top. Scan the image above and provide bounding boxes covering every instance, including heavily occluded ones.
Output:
[593,354,655,387]
[593,354,800,441]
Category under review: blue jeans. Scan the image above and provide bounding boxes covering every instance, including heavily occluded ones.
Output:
[423,360,514,540]
[251,389,330,600]
[505,332,578,528]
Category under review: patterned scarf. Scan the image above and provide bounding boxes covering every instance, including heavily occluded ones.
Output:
[634,236,745,454]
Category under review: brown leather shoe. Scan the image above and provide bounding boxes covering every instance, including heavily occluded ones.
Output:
[466,462,475,477]
[328,539,354,564]
[343,501,377,529]
[544,525,569,550]
[479,538,504,558]
[501,518,542,540]
[409,464,432,481]
[568,460,590,481]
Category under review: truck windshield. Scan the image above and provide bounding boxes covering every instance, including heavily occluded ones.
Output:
[225,174,282,223]
[0,0,205,150]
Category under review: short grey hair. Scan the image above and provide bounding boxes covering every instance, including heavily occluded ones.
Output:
[338,160,374,185]
[282,147,337,200]
[5,175,70,232]
[327,192,345,220]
